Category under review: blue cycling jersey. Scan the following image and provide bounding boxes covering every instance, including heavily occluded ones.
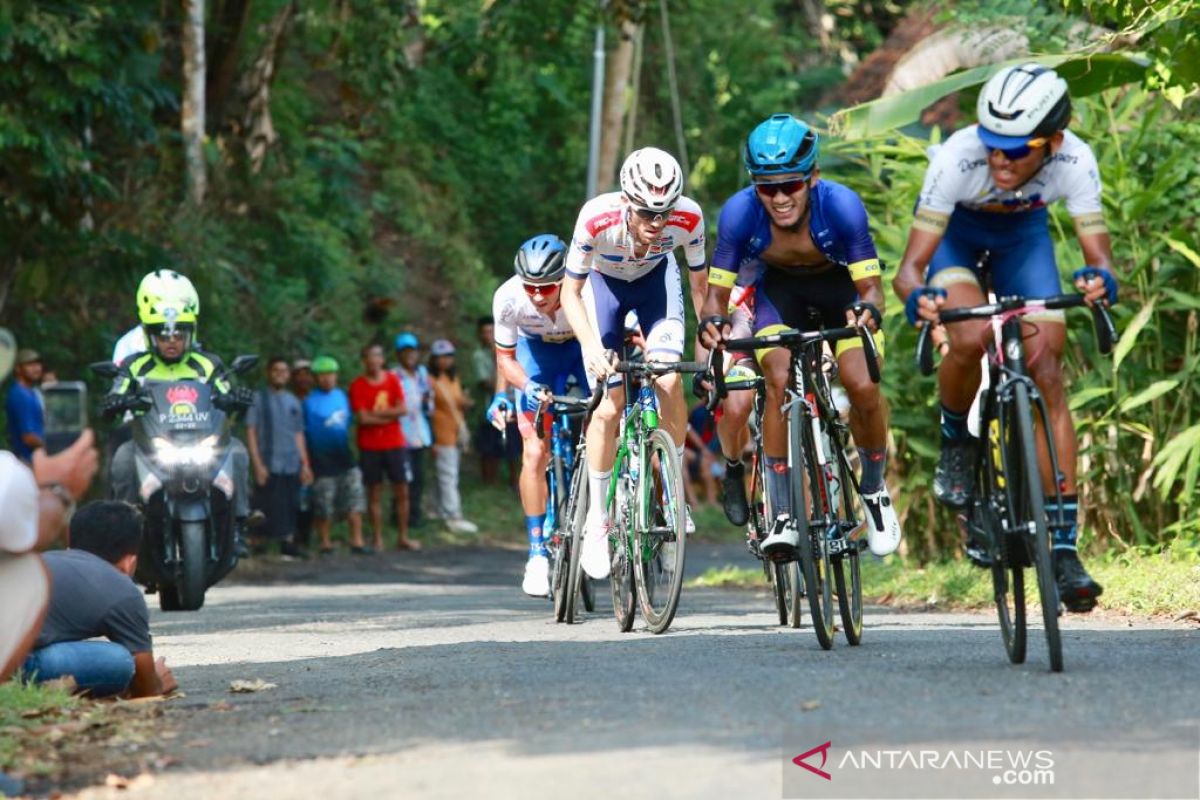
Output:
[710,180,881,289]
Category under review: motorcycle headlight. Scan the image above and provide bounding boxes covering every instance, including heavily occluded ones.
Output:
[153,435,219,466]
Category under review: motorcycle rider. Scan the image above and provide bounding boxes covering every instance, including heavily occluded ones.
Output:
[103,270,254,531]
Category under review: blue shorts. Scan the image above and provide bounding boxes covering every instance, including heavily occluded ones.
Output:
[515,337,589,437]
[927,206,1062,299]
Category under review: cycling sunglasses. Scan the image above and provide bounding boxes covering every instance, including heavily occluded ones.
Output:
[984,136,1048,161]
[523,282,559,297]
[753,177,811,198]
[631,206,673,223]
[153,331,189,343]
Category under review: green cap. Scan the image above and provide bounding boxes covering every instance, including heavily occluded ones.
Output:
[312,355,339,374]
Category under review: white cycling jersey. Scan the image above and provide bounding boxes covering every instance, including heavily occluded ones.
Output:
[566,192,706,282]
[492,275,577,351]
[914,126,1103,233]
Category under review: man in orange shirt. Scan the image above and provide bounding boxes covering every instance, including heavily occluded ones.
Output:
[349,343,420,552]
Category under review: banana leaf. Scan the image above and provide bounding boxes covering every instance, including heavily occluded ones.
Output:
[828,52,1150,140]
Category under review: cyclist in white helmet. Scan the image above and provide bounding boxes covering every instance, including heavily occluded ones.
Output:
[894,64,1117,612]
[558,147,709,580]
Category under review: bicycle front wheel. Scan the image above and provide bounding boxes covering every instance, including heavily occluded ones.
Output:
[790,402,835,649]
[634,429,688,634]
[1011,381,1062,672]
[833,544,863,645]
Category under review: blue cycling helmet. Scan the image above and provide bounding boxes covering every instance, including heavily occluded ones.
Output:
[394,332,419,351]
[744,114,819,177]
[514,234,567,285]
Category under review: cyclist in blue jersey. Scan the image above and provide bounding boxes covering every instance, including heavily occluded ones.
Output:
[700,113,901,559]
[893,65,1114,611]
[487,235,590,597]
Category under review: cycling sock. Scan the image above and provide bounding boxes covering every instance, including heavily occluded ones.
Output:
[525,514,548,557]
[764,456,790,517]
[588,469,611,524]
[858,447,887,494]
[940,404,970,442]
[1046,494,1078,551]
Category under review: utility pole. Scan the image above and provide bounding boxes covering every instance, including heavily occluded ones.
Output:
[585,4,607,200]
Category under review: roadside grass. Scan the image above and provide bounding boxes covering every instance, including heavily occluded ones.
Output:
[687,544,1200,618]
[0,678,170,789]
[0,679,78,775]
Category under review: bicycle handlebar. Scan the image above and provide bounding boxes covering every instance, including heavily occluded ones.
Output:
[720,325,880,385]
[914,292,1119,376]
[534,385,606,440]
[615,360,708,375]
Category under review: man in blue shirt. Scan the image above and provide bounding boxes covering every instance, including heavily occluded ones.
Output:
[700,114,900,559]
[304,356,368,554]
[5,349,45,463]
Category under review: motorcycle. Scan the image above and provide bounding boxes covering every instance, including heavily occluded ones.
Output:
[92,355,257,611]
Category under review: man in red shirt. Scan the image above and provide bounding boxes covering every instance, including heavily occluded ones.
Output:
[349,343,419,552]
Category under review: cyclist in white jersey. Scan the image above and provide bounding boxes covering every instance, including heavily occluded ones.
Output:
[487,235,589,597]
[558,148,708,579]
[893,64,1117,611]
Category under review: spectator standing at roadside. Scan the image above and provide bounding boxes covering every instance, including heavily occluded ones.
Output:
[429,340,478,534]
[350,343,420,551]
[6,349,45,463]
[393,333,433,527]
[472,317,519,488]
[304,357,369,555]
[22,502,177,698]
[291,359,316,551]
[246,357,314,557]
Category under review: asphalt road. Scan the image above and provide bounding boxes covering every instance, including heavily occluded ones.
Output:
[66,544,1200,800]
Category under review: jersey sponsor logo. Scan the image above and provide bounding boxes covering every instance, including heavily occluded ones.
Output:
[584,210,622,237]
[1050,152,1079,166]
[958,157,988,173]
[667,209,701,232]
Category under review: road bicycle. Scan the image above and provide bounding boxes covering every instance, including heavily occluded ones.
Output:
[719,315,880,650]
[705,357,803,627]
[915,278,1117,672]
[606,358,708,634]
[534,392,599,622]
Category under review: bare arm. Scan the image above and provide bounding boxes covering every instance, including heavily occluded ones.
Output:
[688,267,710,361]
[698,283,733,349]
[496,349,529,392]
[847,276,886,331]
[561,274,612,378]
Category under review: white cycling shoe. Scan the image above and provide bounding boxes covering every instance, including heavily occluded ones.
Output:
[580,515,612,580]
[522,555,550,597]
[861,488,901,556]
[760,513,800,558]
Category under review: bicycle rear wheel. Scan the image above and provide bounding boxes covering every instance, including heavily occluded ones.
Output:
[830,445,862,645]
[609,473,636,633]
[790,402,835,649]
[561,461,588,623]
[1011,382,1062,672]
[634,429,688,634]
[773,560,803,628]
[974,438,1027,663]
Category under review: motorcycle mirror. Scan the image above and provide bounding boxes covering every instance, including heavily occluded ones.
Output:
[230,355,259,374]
[89,360,120,379]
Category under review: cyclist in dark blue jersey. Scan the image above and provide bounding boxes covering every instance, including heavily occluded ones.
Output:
[700,113,900,559]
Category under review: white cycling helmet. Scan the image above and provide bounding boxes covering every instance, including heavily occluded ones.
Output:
[619,147,683,212]
[976,63,1071,149]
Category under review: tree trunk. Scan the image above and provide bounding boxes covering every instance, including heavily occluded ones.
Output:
[206,0,255,130]
[596,17,640,194]
[239,2,295,173]
[181,0,207,207]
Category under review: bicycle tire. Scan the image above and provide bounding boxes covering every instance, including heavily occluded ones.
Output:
[562,460,589,624]
[829,434,862,645]
[634,429,688,634]
[771,561,788,625]
[1012,382,1062,672]
[976,421,1027,663]
[609,471,636,633]
[790,400,835,650]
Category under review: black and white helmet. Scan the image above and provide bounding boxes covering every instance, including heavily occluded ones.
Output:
[619,147,683,212]
[976,63,1071,149]
[514,234,567,285]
